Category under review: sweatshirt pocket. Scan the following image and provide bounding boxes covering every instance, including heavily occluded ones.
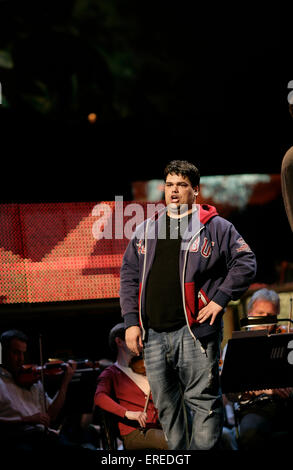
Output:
[198,288,210,310]
[184,282,197,325]
[184,283,210,326]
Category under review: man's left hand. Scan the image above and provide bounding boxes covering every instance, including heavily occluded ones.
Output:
[197,301,222,325]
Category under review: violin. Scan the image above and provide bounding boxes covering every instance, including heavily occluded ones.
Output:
[16,358,100,388]
[129,354,146,376]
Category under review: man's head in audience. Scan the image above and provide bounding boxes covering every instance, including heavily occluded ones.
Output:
[246,288,280,332]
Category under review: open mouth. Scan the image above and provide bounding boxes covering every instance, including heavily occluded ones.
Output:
[171,196,180,203]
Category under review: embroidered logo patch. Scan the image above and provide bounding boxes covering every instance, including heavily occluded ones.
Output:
[190,237,214,258]
[189,238,200,253]
[136,239,146,255]
[236,237,252,252]
[201,237,214,258]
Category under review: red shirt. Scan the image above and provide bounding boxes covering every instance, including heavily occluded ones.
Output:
[94,364,160,436]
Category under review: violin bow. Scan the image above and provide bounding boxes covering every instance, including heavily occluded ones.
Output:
[144,388,151,413]
[39,334,48,424]
[139,388,151,435]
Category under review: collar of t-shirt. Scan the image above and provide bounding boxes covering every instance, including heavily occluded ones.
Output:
[166,210,194,236]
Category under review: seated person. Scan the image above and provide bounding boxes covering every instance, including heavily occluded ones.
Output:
[94,323,168,450]
[223,288,293,450]
[0,329,76,453]
[244,287,288,334]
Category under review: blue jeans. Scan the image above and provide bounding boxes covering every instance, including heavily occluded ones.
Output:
[143,325,223,450]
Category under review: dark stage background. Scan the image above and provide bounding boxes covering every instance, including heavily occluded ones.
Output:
[0,1,292,361]
[0,2,290,202]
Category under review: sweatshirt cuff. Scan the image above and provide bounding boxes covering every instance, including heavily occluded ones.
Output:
[123,313,140,329]
[212,290,231,309]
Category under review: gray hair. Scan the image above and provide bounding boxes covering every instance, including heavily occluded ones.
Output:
[247,288,280,315]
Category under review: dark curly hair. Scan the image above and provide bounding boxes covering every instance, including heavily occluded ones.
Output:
[164,160,200,188]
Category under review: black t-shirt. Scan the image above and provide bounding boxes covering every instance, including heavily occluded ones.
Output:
[145,213,191,332]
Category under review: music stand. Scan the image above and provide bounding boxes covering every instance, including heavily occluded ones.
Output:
[221,331,293,393]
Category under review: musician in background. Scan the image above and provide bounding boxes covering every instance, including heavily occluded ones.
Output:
[245,288,285,334]
[0,329,76,452]
[94,323,168,450]
[223,288,293,450]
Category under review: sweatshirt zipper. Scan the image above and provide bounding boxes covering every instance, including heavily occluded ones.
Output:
[198,290,208,307]
[140,220,204,341]
[181,227,204,341]
[139,218,150,340]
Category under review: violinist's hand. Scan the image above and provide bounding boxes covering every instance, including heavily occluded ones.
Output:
[23,412,51,427]
[125,410,147,428]
[125,326,143,356]
[197,301,223,325]
[63,360,77,385]
[240,388,293,400]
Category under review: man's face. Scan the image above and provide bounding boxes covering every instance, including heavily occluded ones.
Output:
[4,338,27,374]
[165,173,198,212]
[249,300,277,317]
[248,299,278,332]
